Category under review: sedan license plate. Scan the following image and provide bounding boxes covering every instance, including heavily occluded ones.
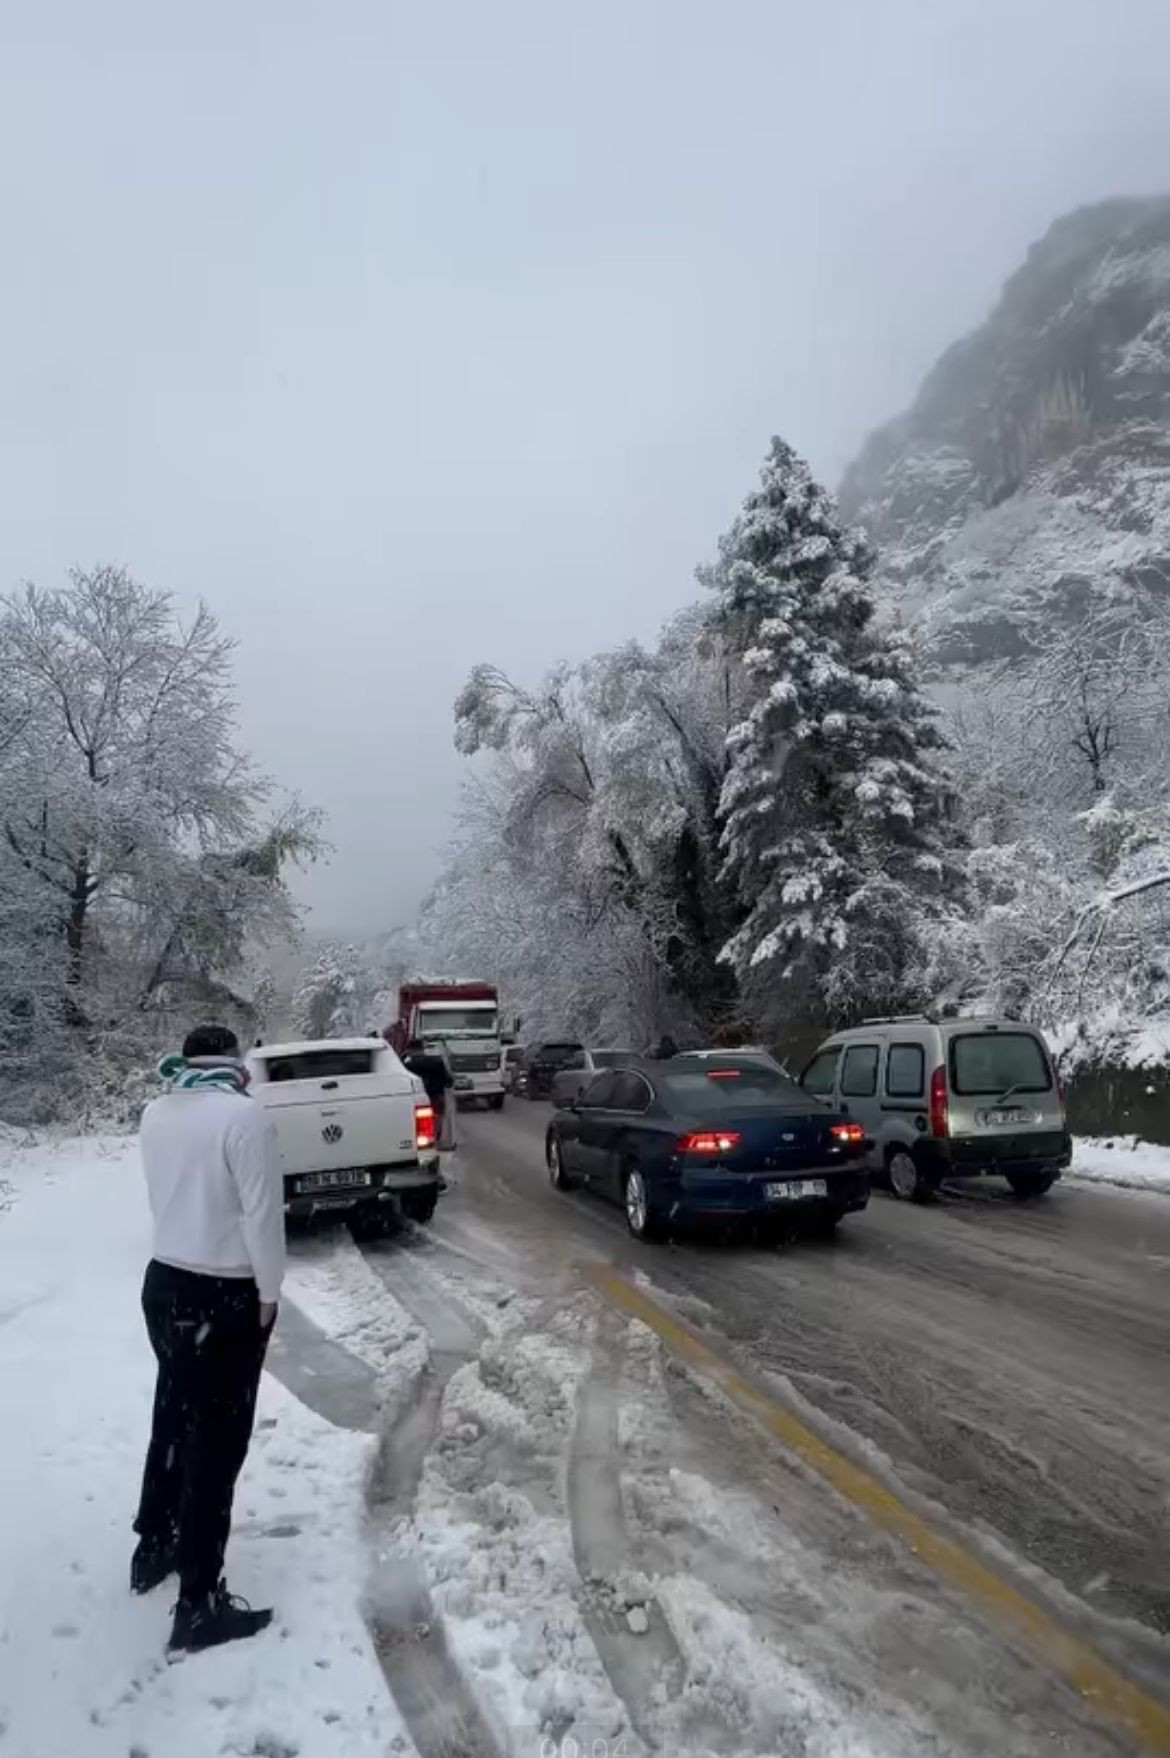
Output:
[298,1169,371,1193]
[766,1178,828,1201]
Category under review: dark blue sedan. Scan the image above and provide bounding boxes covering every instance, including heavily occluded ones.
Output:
[545,1055,871,1241]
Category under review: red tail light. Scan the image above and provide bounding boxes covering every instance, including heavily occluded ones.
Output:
[929,1066,949,1138]
[830,1122,865,1146]
[415,1103,437,1150]
[677,1130,742,1155]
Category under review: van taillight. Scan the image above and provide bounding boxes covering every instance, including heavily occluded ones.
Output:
[929,1066,949,1138]
[415,1103,437,1149]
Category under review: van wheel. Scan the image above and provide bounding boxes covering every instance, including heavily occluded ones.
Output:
[1006,1169,1057,1201]
[887,1148,935,1204]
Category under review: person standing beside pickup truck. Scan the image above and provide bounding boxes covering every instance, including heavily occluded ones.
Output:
[404,1038,457,1150]
[133,1023,285,1655]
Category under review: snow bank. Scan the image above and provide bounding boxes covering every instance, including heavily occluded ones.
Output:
[1070,1135,1170,1194]
[0,1134,407,1758]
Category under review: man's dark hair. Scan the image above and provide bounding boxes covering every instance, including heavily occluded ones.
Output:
[182,1023,241,1060]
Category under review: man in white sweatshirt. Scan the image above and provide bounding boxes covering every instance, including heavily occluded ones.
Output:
[132,1024,286,1655]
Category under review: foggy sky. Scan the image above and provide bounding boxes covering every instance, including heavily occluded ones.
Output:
[3,0,1170,933]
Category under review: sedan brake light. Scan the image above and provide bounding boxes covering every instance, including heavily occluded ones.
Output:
[830,1122,865,1145]
[415,1103,437,1150]
[677,1130,742,1154]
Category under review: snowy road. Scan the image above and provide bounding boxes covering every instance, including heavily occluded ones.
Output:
[3,1123,1169,1758]
[390,1100,1170,1756]
[453,1103,1170,1636]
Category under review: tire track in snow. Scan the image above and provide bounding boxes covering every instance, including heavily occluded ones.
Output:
[355,1241,504,1758]
[568,1313,740,1756]
[264,1296,382,1433]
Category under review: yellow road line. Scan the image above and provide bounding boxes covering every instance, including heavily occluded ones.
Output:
[591,1265,1170,1757]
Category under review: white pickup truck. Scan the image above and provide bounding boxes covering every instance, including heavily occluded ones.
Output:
[247,1037,441,1234]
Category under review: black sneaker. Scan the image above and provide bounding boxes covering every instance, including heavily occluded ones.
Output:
[131,1539,177,1595]
[168,1583,273,1655]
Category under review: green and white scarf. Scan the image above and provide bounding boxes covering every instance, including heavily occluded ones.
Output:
[157,1053,248,1095]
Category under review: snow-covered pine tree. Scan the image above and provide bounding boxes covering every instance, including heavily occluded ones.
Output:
[704,437,967,1026]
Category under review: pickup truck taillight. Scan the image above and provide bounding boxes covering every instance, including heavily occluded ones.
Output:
[415,1103,437,1150]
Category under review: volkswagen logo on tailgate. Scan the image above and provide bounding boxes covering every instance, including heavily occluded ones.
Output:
[322,1123,344,1145]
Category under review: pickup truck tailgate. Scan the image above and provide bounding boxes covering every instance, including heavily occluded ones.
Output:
[248,1042,426,1177]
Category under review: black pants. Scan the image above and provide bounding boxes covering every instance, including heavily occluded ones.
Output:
[134,1261,270,1601]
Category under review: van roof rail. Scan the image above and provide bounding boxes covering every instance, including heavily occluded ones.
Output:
[858,1012,936,1026]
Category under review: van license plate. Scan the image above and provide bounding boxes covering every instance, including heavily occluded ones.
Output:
[980,1107,1035,1127]
[454,1076,473,1090]
[766,1178,828,1201]
[299,1169,371,1193]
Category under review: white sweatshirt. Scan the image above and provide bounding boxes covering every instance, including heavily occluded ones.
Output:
[140,1088,286,1304]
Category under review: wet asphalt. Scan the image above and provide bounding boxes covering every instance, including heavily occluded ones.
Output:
[451,1100,1170,1657]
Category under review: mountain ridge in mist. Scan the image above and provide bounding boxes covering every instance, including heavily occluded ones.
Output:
[840,193,1170,664]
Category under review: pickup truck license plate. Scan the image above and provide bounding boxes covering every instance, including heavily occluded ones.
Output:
[298,1169,372,1193]
[766,1178,828,1201]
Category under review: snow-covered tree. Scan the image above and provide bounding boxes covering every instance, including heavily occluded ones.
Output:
[447,611,752,1044]
[293,941,376,1040]
[704,438,967,1025]
[0,565,322,1116]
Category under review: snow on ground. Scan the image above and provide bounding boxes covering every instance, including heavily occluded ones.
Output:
[285,1232,428,1396]
[1071,1134,1170,1193]
[404,1300,640,1753]
[0,1134,409,1758]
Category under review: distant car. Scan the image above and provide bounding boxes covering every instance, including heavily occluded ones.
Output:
[674,1046,789,1076]
[502,1044,527,1095]
[524,1040,586,1100]
[800,1014,1070,1202]
[551,1047,640,1109]
[248,1038,441,1235]
[545,1053,870,1240]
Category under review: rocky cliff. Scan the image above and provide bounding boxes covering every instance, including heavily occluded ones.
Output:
[840,196,1170,665]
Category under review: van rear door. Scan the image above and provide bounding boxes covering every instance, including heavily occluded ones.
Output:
[249,1043,423,1176]
[944,1026,1064,1139]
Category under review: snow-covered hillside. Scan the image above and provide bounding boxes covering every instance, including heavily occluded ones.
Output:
[841,196,1170,665]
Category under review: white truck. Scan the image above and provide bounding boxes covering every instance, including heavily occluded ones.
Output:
[395,981,506,1109]
[247,1037,441,1234]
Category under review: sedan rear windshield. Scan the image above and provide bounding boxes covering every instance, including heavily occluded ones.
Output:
[261,1049,378,1082]
[660,1065,810,1110]
[950,1033,1052,1095]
